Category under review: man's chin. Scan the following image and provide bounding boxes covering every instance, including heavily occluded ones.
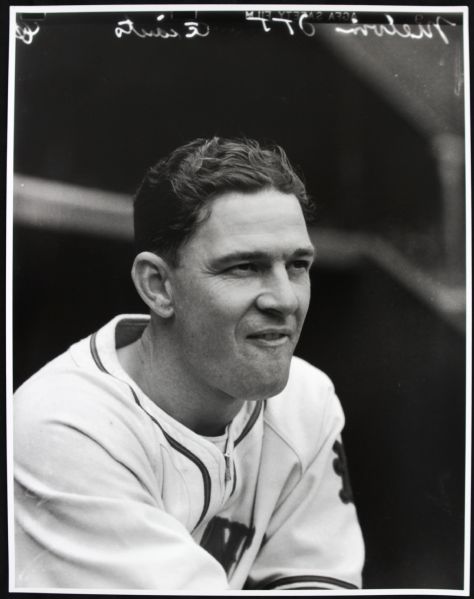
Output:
[239,371,290,402]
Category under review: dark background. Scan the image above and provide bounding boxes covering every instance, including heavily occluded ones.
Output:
[11,9,467,591]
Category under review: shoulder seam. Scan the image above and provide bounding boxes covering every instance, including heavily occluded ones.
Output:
[263,413,303,475]
[263,380,335,474]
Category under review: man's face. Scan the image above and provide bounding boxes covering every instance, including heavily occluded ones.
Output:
[167,188,314,402]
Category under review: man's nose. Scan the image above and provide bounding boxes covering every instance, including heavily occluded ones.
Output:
[255,266,299,315]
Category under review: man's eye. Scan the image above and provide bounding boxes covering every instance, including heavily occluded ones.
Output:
[230,263,257,273]
[288,260,311,272]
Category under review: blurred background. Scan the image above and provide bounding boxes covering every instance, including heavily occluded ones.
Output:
[11,9,467,590]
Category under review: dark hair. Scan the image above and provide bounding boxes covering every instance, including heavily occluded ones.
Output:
[134,137,313,265]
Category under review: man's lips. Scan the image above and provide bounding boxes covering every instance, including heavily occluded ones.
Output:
[246,328,293,346]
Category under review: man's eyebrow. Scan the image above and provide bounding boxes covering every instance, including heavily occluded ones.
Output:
[293,246,316,259]
[211,246,315,267]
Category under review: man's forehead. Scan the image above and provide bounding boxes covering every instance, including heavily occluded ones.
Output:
[204,188,308,232]
[190,189,313,260]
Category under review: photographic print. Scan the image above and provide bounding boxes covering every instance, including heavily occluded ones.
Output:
[6,4,471,594]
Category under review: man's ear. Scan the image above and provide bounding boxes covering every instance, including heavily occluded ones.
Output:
[131,252,175,318]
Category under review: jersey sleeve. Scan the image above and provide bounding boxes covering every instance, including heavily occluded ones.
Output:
[245,383,365,591]
[13,376,229,591]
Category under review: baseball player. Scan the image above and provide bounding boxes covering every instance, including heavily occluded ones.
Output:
[14,137,365,591]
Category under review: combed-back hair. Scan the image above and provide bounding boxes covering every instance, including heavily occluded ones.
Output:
[134,137,313,265]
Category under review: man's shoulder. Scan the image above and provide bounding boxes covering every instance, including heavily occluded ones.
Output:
[14,314,146,410]
[14,333,141,438]
[13,339,156,476]
[262,356,344,464]
[15,344,83,404]
[15,331,95,397]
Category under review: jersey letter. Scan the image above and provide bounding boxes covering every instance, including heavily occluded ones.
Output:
[332,440,354,504]
[200,516,255,576]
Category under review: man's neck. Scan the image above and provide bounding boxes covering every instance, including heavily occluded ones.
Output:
[116,323,244,436]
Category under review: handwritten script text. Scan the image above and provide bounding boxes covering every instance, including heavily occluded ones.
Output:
[16,23,40,45]
[335,14,456,45]
[17,12,458,45]
[115,14,209,40]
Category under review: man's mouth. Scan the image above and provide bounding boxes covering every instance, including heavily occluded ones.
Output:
[247,329,292,346]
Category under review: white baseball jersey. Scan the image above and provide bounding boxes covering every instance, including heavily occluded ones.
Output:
[14,314,364,591]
